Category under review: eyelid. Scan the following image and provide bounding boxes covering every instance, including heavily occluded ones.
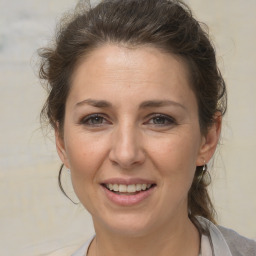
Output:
[79,113,111,125]
[144,113,177,125]
[78,113,176,127]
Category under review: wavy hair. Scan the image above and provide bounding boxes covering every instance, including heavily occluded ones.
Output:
[39,0,227,227]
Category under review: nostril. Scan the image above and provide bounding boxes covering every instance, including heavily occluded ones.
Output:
[109,148,146,169]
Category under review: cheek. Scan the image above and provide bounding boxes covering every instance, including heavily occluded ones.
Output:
[67,142,96,176]
[64,132,108,191]
[64,136,108,212]
[65,128,106,167]
[148,131,200,185]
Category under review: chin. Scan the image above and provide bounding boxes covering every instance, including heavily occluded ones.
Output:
[94,212,157,237]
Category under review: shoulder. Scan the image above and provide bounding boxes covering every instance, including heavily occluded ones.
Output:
[196,216,256,256]
[218,225,256,256]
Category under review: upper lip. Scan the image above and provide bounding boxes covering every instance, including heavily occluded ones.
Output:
[101,178,156,185]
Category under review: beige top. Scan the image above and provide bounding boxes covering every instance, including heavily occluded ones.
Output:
[72,234,212,256]
[71,217,256,256]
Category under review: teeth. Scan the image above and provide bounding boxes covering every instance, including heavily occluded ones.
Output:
[141,184,147,190]
[106,184,153,193]
[113,184,119,192]
[136,184,142,191]
[127,184,136,193]
[119,184,127,193]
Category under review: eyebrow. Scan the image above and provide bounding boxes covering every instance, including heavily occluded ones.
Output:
[139,100,186,110]
[76,99,112,108]
[75,98,186,110]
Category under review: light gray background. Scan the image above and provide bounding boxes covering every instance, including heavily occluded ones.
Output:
[0,0,255,255]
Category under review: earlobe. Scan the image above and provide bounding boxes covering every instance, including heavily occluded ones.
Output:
[197,113,222,166]
[55,126,70,169]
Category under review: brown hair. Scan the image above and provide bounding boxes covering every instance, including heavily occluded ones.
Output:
[39,0,227,226]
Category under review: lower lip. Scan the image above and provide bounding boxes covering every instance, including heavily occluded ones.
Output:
[102,185,156,206]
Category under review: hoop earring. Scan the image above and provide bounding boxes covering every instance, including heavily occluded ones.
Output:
[197,160,207,187]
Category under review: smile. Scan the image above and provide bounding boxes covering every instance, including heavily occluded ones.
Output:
[104,183,155,194]
[101,182,156,206]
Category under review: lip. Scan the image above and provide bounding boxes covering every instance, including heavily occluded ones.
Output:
[101,177,156,185]
[100,178,156,206]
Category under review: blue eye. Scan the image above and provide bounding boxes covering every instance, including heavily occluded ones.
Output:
[81,114,108,126]
[148,114,176,126]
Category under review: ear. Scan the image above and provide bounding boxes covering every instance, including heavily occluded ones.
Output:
[55,124,70,169]
[196,113,222,166]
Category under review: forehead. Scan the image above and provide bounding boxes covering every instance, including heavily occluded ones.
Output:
[68,44,196,108]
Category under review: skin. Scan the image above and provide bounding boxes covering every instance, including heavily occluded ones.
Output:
[56,45,221,256]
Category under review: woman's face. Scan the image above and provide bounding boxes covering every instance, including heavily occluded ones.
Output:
[56,45,217,236]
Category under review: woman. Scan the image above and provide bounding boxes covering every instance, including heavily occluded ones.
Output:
[38,0,256,255]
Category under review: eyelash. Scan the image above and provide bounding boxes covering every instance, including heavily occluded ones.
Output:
[79,113,176,127]
[80,114,110,126]
[145,114,176,127]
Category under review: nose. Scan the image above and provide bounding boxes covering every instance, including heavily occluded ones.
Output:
[109,123,145,169]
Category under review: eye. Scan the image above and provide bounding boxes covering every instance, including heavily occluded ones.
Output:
[146,114,176,126]
[80,114,110,126]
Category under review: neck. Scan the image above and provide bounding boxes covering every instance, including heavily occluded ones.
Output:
[88,216,200,256]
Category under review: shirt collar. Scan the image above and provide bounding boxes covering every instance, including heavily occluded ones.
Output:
[197,216,233,256]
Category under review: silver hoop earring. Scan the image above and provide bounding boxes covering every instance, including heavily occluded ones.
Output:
[197,160,207,186]
[202,160,206,172]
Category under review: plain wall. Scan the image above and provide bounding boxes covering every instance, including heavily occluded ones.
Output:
[0,0,255,255]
